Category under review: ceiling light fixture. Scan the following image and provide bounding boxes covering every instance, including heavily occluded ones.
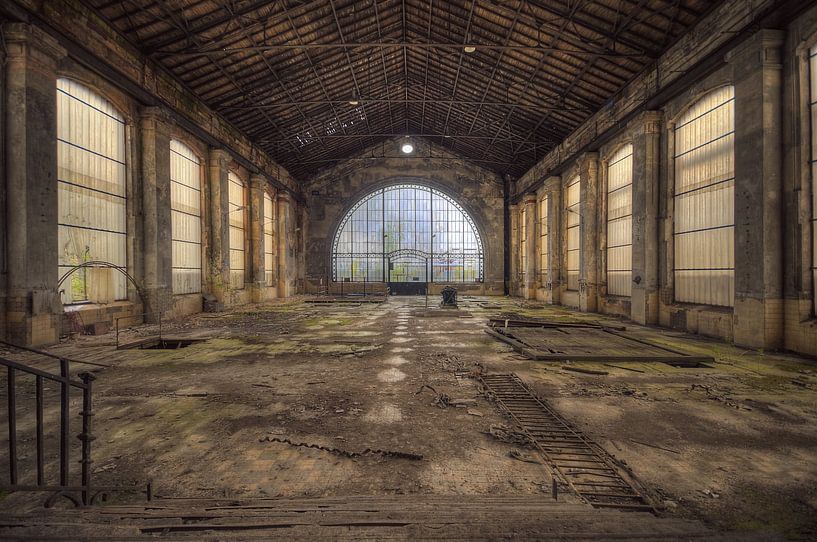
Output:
[348,90,360,106]
[463,45,476,53]
[400,137,414,154]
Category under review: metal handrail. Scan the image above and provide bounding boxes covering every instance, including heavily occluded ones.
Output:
[1,354,97,507]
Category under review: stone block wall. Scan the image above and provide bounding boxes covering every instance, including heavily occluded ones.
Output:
[509,7,817,359]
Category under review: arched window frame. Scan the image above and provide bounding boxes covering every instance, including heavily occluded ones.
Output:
[565,174,582,292]
[228,171,248,290]
[539,194,549,285]
[804,40,817,316]
[170,139,203,294]
[263,189,276,287]
[671,85,735,308]
[56,77,128,304]
[331,184,484,283]
[604,142,634,297]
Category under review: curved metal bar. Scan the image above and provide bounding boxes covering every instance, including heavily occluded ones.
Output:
[57,261,149,308]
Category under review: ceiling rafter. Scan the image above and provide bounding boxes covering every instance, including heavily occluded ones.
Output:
[82,0,717,179]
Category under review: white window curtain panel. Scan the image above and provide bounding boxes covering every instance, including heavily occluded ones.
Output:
[566,176,581,291]
[520,206,527,281]
[539,195,549,285]
[810,46,817,314]
[606,144,633,297]
[264,192,275,286]
[57,78,127,304]
[170,140,202,294]
[673,86,735,307]
[228,172,247,289]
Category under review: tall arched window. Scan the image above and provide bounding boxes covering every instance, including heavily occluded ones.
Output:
[810,45,817,314]
[520,205,528,281]
[606,144,633,297]
[673,86,735,307]
[264,191,275,286]
[539,195,549,285]
[170,140,202,294]
[228,172,247,289]
[566,175,581,291]
[57,78,127,304]
[332,184,483,282]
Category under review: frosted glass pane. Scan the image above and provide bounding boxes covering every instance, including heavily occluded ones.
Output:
[331,185,483,282]
[57,78,127,304]
[673,87,735,307]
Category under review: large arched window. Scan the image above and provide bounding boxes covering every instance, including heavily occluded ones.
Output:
[606,144,633,297]
[57,78,127,304]
[332,184,484,283]
[228,172,247,289]
[170,140,202,294]
[809,45,817,314]
[565,175,581,291]
[673,86,735,307]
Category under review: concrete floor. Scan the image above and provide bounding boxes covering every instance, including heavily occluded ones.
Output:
[2,296,817,539]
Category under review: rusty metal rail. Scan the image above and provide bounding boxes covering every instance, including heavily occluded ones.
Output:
[1,344,147,507]
[479,373,654,512]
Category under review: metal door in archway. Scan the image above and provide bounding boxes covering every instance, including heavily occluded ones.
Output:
[332,184,484,284]
[387,249,428,295]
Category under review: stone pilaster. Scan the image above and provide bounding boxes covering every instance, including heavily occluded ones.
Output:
[523,194,538,299]
[509,204,519,296]
[277,191,295,297]
[731,29,785,349]
[4,23,66,345]
[140,107,173,322]
[631,111,662,325]
[207,149,231,305]
[248,174,266,302]
[579,153,599,312]
[544,176,561,304]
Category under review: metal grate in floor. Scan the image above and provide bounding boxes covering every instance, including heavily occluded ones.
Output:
[480,372,655,512]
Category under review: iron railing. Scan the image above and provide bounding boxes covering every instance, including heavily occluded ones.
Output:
[0,343,145,507]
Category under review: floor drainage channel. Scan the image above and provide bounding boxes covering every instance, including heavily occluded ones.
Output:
[480,373,655,512]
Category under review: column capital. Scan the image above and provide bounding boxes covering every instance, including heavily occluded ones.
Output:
[522,194,537,206]
[208,148,231,168]
[3,23,66,66]
[140,105,172,124]
[641,110,663,135]
[249,174,266,190]
[579,152,599,175]
[277,190,293,204]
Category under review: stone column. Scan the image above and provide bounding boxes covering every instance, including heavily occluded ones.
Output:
[266,187,279,296]
[248,174,266,302]
[731,30,785,349]
[631,111,662,325]
[140,107,173,322]
[277,191,294,297]
[509,204,519,296]
[523,194,538,299]
[4,23,65,345]
[207,149,231,305]
[544,176,561,304]
[579,153,599,312]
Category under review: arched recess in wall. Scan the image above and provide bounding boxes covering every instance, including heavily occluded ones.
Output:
[331,183,484,283]
[57,77,128,305]
[672,84,735,307]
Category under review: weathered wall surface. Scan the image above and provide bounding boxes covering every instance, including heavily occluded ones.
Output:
[303,139,505,295]
[509,4,817,359]
[0,17,306,345]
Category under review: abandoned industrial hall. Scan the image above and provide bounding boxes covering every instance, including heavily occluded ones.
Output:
[1,0,817,539]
